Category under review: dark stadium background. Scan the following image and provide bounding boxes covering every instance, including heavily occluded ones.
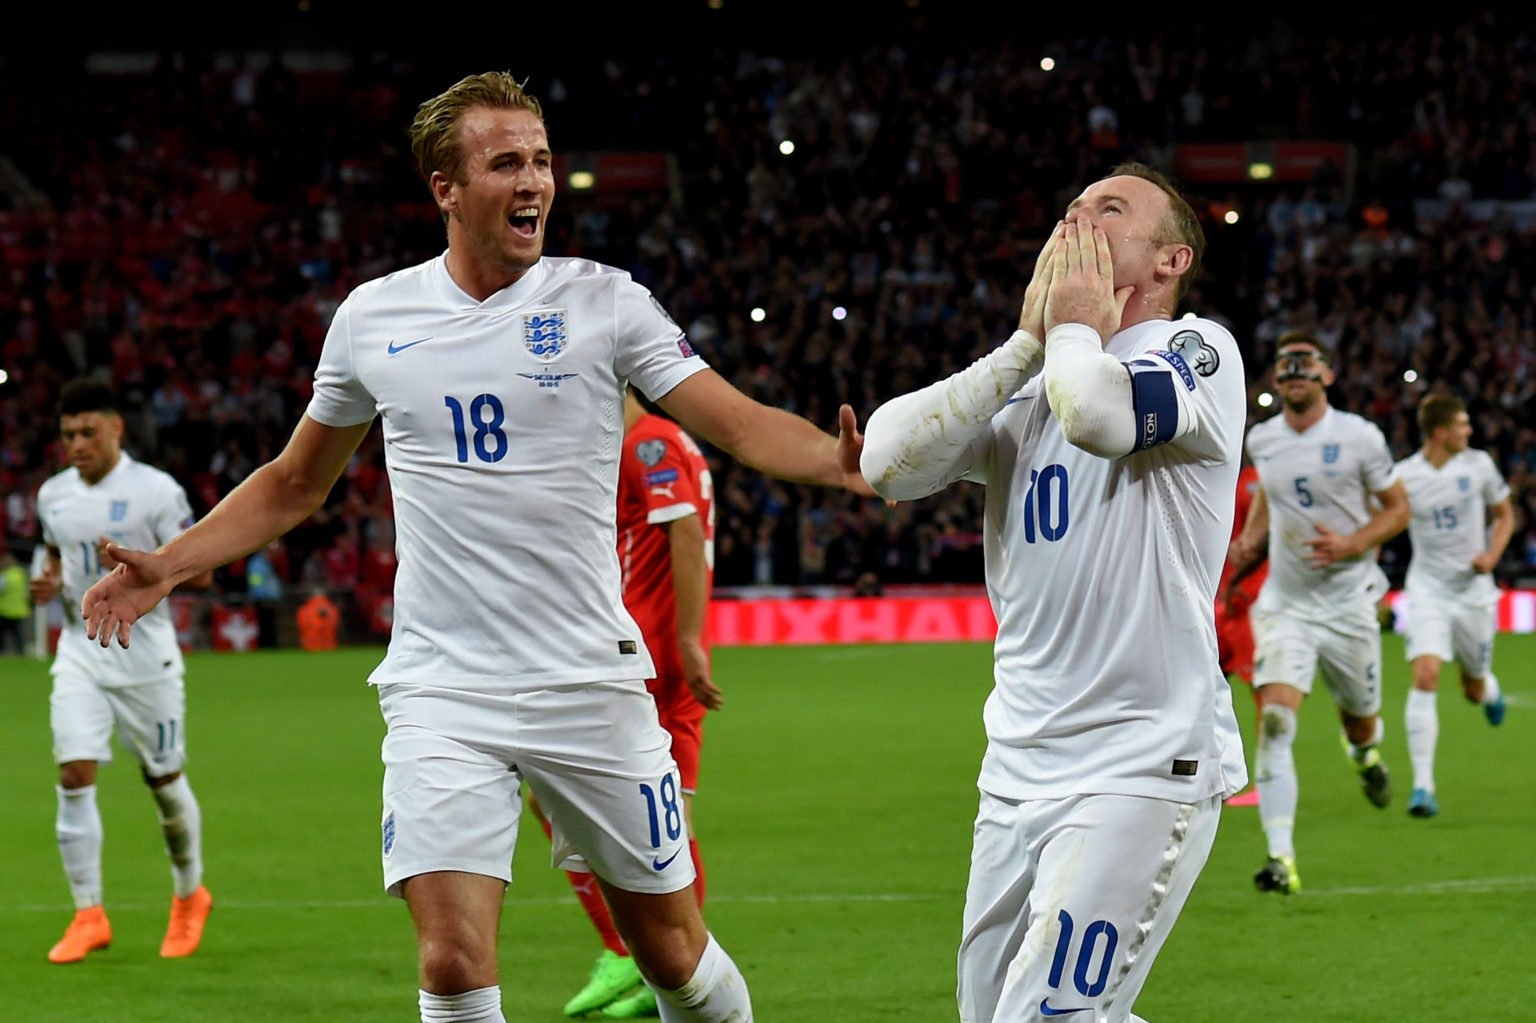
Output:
[4,2,1534,642]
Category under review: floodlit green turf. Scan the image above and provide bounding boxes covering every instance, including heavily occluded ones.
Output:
[0,636,1531,1021]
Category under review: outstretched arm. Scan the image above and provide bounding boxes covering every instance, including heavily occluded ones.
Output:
[98,537,213,589]
[83,415,373,648]
[658,370,873,496]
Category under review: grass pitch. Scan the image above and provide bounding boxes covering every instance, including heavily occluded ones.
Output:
[1,635,1530,1021]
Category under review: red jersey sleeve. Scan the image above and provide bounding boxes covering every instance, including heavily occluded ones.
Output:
[628,428,703,526]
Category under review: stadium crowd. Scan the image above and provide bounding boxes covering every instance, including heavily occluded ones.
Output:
[3,8,1535,624]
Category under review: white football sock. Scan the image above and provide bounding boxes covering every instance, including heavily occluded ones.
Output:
[1405,688,1439,793]
[655,934,753,1022]
[1255,705,1298,860]
[1481,673,1502,704]
[418,986,504,1023]
[57,785,104,910]
[152,775,204,898]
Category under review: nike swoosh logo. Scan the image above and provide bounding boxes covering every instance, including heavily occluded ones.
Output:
[1039,999,1091,1017]
[387,337,433,355]
[652,850,681,871]
[1005,395,1036,406]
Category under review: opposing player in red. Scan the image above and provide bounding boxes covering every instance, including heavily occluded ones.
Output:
[535,387,719,1019]
[1218,458,1267,806]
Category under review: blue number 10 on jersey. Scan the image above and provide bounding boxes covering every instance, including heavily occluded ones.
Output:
[1023,464,1070,543]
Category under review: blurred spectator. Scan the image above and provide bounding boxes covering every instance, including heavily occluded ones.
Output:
[295,590,341,652]
[0,550,30,654]
[4,9,1536,594]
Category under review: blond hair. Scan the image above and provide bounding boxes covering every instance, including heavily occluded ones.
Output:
[409,71,544,184]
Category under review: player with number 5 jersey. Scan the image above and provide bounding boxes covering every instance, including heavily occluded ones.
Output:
[862,165,1247,1023]
[79,72,872,1023]
[1228,333,1410,896]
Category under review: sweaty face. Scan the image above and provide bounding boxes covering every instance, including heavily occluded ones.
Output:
[1062,175,1176,290]
[59,411,123,485]
[440,106,556,279]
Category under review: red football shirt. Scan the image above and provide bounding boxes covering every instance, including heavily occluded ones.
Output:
[1220,463,1268,606]
[616,414,715,679]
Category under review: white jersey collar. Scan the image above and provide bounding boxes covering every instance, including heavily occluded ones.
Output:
[431,253,549,312]
[1283,404,1334,438]
[79,451,134,489]
[1105,317,1174,357]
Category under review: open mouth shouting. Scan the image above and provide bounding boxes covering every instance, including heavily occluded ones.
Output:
[509,206,540,238]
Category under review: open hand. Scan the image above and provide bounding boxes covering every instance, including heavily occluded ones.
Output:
[81,544,175,649]
[1044,219,1136,342]
[837,404,878,497]
[1018,223,1063,340]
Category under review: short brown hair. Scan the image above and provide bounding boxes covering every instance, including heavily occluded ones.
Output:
[1418,394,1466,437]
[1275,331,1328,359]
[1107,162,1205,303]
[409,71,545,184]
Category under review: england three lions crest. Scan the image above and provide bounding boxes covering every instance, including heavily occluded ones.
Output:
[523,309,569,361]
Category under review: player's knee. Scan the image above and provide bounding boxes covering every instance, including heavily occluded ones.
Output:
[628,924,708,990]
[58,761,97,789]
[417,933,497,994]
[143,768,182,789]
[1341,714,1380,748]
[1259,703,1297,744]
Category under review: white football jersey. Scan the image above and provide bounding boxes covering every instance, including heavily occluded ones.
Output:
[960,318,1248,803]
[1397,448,1509,604]
[37,453,194,686]
[306,254,706,691]
[1247,407,1398,618]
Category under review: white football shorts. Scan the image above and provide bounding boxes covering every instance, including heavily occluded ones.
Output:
[50,672,188,777]
[1253,606,1382,717]
[1403,594,1496,677]
[957,790,1222,1023]
[376,678,693,898]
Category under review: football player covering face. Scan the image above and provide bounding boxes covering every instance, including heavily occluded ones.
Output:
[1048,173,1198,338]
[430,106,557,302]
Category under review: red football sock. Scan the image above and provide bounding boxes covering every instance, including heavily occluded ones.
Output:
[538,815,628,955]
[689,838,706,907]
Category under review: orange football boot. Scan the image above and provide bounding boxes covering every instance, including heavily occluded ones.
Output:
[160,886,213,958]
[48,906,112,963]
